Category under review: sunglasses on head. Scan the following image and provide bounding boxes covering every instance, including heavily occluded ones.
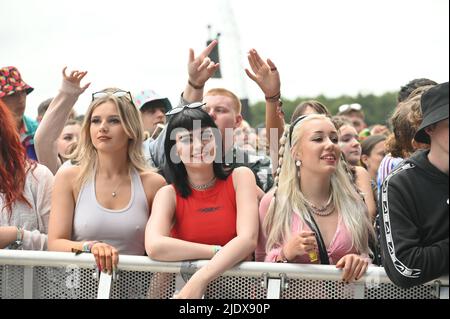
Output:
[91,89,134,104]
[165,102,206,116]
[338,103,362,113]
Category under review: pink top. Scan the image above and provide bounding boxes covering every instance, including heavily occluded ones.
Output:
[256,191,363,264]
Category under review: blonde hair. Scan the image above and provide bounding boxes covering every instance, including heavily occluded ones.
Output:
[70,88,150,190]
[263,114,374,255]
[205,88,242,114]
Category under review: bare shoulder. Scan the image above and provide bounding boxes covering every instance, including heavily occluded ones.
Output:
[51,166,80,199]
[54,165,79,183]
[140,170,167,194]
[354,166,371,180]
[153,184,177,204]
[232,166,255,183]
[232,166,254,179]
[157,184,176,197]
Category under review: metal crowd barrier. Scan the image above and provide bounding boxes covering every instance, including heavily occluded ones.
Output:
[1,250,448,299]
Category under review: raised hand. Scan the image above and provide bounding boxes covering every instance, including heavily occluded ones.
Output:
[335,254,369,283]
[245,49,280,98]
[62,66,90,93]
[187,40,220,88]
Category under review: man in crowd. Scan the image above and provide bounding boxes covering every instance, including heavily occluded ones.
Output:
[145,41,273,192]
[378,82,449,288]
[134,89,171,139]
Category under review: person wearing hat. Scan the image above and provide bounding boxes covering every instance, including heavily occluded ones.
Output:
[0,66,38,160]
[337,103,368,133]
[133,90,171,139]
[378,82,449,288]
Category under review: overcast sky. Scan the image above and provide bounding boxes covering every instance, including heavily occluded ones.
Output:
[1,0,448,119]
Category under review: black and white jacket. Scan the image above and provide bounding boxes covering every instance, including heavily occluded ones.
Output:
[377,150,449,288]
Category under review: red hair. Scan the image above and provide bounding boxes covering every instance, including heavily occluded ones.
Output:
[0,100,33,217]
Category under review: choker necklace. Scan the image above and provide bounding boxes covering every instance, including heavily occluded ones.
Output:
[304,193,334,216]
[188,177,217,191]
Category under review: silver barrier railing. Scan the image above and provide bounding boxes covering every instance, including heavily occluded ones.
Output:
[1,250,448,299]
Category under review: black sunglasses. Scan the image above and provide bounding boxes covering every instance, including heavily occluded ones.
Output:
[165,102,206,116]
[91,89,134,104]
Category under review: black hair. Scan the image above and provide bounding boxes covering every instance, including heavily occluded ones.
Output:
[140,100,167,113]
[398,78,437,103]
[361,134,386,157]
[163,107,229,198]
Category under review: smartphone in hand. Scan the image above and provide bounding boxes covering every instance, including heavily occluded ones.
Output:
[151,123,166,139]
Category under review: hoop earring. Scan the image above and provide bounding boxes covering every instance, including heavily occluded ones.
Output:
[296,160,302,167]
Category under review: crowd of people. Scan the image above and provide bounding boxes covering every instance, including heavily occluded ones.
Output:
[0,40,448,297]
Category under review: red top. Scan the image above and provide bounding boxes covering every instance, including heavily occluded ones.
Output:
[171,174,237,246]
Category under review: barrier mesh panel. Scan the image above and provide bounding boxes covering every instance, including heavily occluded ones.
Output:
[147,272,177,299]
[0,264,443,299]
[281,279,355,299]
[365,282,437,299]
[1,265,24,299]
[33,266,97,299]
[110,271,175,299]
[205,276,267,299]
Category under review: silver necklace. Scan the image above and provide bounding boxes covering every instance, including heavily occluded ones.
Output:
[111,179,124,198]
[304,193,334,216]
[188,177,217,191]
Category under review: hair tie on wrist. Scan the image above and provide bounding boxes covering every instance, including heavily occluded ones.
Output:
[188,80,204,90]
[265,92,281,102]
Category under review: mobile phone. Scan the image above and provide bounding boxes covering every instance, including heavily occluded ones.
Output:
[151,123,166,139]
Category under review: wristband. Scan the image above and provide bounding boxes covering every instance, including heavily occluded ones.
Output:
[81,241,101,253]
[276,247,290,263]
[212,245,222,255]
[265,92,281,102]
[188,79,204,90]
[16,226,24,242]
[9,227,24,250]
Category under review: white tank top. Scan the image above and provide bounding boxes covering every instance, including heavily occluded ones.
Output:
[72,168,149,255]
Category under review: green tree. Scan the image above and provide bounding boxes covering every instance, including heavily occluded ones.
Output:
[248,92,397,128]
